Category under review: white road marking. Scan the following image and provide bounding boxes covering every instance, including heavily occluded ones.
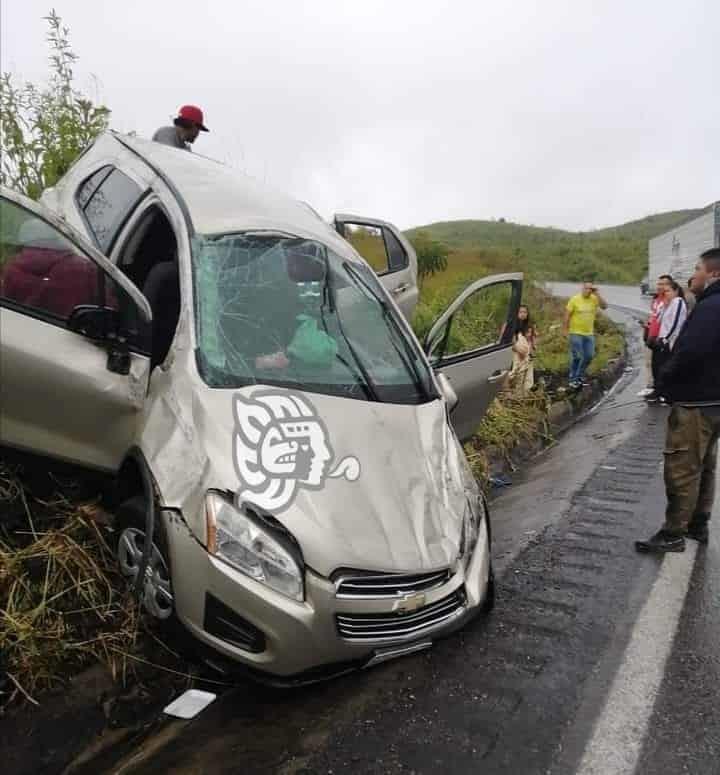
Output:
[576,543,698,775]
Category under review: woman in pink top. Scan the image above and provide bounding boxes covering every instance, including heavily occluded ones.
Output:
[637,276,669,397]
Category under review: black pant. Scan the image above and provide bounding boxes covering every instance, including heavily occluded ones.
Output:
[651,346,672,389]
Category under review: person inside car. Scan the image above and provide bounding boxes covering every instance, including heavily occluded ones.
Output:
[254,246,338,373]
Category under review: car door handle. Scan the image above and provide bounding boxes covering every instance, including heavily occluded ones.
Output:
[487,369,509,384]
[392,283,410,295]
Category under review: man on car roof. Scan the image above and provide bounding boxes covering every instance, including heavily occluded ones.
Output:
[153,105,209,151]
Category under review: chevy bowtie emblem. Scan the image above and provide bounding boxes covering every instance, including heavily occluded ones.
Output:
[393,592,427,614]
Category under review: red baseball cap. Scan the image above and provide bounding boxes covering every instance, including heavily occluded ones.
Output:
[174,105,209,132]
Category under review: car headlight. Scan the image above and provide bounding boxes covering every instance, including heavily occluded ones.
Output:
[205,492,304,601]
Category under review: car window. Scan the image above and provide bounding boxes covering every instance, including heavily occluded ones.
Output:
[76,165,112,208]
[193,233,434,404]
[343,223,390,274]
[384,227,408,271]
[428,281,514,363]
[77,167,143,252]
[0,198,105,320]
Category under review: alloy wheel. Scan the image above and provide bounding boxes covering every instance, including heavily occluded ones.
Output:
[117,527,174,620]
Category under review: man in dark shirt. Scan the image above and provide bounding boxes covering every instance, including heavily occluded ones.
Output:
[636,248,720,553]
[153,105,209,151]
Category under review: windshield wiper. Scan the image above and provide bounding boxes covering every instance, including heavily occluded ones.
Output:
[343,262,434,402]
[323,258,379,402]
[334,352,377,401]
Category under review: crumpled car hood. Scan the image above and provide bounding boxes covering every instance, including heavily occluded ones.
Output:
[190,386,478,578]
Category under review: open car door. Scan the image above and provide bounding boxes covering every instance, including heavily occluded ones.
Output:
[0,186,152,471]
[333,213,419,320]
[423,273,523,442]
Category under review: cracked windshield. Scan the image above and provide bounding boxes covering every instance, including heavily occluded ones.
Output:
[194,234,433,402]
[1,3,718,775]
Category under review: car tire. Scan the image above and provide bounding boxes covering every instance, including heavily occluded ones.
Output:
[114,495,175,622]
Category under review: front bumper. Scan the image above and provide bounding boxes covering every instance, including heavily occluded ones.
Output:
[163,510,491,679]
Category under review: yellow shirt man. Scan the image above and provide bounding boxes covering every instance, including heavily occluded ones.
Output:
[566,292,600,335]
[563,282,608,388]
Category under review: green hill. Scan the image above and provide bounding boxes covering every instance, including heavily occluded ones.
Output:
[406,208,704,283]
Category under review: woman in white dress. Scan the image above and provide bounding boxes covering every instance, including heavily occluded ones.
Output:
[507,305,538,395]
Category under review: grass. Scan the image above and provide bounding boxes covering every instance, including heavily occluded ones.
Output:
[0,461,205,711]
[463,390,552,489]
[0,462,139,705]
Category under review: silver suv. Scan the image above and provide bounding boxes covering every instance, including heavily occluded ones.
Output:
[0,132,522,682]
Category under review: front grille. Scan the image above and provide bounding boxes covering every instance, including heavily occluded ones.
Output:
[336,588,465,642]
[335,568,452,599]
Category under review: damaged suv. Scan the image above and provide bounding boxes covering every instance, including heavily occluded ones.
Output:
[0,132,522,683]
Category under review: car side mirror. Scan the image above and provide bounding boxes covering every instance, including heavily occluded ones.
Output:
[435,372,458,413]
[68,305,120,340]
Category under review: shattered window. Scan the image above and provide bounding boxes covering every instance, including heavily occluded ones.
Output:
[192,233,434,404]
[79,168,143,252]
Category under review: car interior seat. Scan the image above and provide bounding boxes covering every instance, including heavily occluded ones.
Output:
[141,261,181,369]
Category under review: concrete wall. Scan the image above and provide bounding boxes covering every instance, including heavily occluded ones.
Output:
[648,203,720,285]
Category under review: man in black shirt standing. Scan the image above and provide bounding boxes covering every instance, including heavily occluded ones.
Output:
[636,248,720,553]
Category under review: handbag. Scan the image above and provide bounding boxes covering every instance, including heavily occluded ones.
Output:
[513,332,530,359]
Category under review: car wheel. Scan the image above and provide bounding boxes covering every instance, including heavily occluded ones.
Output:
[115,496,174,621]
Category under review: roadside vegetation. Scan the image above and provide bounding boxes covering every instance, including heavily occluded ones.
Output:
[0,10,110,200]
[0,463,136,704]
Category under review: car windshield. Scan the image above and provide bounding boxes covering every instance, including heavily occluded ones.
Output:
[192,233,435,404]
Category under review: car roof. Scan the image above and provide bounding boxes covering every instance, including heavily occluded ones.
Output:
[104,132,346,246]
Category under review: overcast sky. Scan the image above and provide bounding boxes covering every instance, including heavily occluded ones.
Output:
[2,0,718,231]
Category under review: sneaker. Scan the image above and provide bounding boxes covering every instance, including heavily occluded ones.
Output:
[637,387,654,397]
[635,529,686,553]
[644,391,660,403]
[687,516,710,545]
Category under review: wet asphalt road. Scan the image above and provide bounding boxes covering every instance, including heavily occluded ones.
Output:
[73,288,719,775]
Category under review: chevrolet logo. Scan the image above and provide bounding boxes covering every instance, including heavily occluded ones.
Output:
[393,592,427,614]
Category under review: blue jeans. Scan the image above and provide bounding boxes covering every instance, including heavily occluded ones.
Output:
[569,334,595,383]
